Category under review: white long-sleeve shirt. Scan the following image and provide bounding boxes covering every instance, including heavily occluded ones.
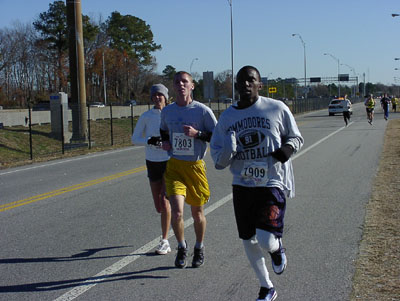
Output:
[341,99,352,112]
[210,96,303,197]
[132,108,170,162]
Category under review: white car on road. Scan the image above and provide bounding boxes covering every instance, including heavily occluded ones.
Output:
[328,98,353,116]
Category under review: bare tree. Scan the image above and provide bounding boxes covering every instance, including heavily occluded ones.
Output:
[0,27,19,101]
[0,23,40,106]
[215,70,233,100]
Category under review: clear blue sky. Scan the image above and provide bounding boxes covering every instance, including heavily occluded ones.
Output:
[0,0,399,85]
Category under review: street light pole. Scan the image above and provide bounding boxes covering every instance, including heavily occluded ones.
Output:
[228,0,234,101]
[341,63,356,97]
[324,53,341,97]
[190,58,198,74]
[292,33,307,98]
[266,72,272,98]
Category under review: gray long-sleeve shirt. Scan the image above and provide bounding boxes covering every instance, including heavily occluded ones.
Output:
[210,96,303,197]
[160,100,217,161]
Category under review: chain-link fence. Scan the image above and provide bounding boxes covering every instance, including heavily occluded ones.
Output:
[0,97,362,168]
[0,103,138,167]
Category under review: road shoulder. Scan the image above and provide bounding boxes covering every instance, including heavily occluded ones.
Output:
[350,118,400,300]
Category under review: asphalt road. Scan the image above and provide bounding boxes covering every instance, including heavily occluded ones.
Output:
[0,103,398,301]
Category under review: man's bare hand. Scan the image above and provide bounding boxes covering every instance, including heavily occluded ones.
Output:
[162,141,171,151]
[183,125,198,137]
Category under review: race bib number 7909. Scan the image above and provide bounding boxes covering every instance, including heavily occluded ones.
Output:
[240,161,268,186]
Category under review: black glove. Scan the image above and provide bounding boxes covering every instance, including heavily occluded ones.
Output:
[271,144,294,163]
[147,136,162,146]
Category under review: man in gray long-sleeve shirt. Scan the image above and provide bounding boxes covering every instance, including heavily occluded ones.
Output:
[160,71,217,269]
[210,66,303,301]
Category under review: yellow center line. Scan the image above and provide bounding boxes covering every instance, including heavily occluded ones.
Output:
[0,166,147,212]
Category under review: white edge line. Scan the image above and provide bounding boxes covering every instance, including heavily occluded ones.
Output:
[0,146,144,176]
[292,122,351,160]
[54,194,233,301]
[54,123,350,300]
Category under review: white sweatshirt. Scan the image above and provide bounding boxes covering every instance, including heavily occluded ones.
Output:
[132,108,170,162]
[210,96,303,197]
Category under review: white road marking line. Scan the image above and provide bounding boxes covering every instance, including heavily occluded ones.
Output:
[54,194,233,301]
[292,122,351,160]
[55,123,350,300]
[0,147,143,176]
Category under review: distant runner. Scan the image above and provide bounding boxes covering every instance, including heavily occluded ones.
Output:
[391,95,397,112]
[364,94,375,125]
[341,95,352,127]
[380,93,391,121]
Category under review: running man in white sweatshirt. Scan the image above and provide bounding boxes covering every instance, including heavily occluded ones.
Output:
[210,66,303,301]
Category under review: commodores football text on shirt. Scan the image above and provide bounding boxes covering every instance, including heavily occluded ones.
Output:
[235,146,270,160]
[228,116,271,132]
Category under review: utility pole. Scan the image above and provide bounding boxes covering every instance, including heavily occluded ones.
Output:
[66,0,87,142]
[103,51,107,105]
[363,73,366,96]
[228,0,234,101]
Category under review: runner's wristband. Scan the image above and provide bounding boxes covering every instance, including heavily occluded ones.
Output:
[196,130,212,142]
[160,129,170,141]
[271,144,294,163]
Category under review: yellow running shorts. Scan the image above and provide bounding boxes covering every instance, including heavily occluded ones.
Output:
[164,157,210,206]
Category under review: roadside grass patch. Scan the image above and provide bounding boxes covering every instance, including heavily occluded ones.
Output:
[350,119,400,300]
[0,117,138,168]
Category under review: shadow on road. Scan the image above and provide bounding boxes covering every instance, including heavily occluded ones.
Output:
[0,267,172,292]
[0,246,135,264]
[0,245,174,292]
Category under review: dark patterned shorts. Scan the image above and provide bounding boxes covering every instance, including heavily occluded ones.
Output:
[232,185,286,239]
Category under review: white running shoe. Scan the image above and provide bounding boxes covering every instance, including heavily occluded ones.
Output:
[155,240,171,255]
[269,238,287,275]
[257,287,277,301]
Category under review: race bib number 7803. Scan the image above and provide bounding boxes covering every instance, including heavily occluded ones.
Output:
[172,132,194,156]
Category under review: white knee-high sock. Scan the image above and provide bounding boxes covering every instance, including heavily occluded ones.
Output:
[256,229,280,253]
[242,236,273,288]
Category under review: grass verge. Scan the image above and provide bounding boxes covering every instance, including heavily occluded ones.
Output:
[0,117,137,169]
[350,119,400,300]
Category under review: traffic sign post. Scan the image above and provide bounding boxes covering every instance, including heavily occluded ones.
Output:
[269,87,277,97]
